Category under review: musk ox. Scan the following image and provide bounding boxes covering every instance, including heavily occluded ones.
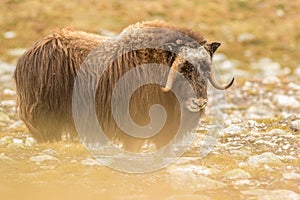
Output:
[14,21,234,152]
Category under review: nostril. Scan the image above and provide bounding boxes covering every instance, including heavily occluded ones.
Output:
[185,97,207,112]
[191,98,207,108]
[192,99,197,106]
[192,99,200,107]
[199,98,208,108]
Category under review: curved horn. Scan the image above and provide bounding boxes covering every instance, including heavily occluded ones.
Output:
[209,72,234,90]
[161,56,183,92]
[161,69,176,92]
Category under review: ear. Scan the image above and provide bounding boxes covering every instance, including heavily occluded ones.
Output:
[210,42,221,53]
[206,42,221,55]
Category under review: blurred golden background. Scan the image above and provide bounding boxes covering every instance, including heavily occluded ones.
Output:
[1,0,299,71]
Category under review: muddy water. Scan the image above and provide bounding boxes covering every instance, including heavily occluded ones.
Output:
[0,59,300,200]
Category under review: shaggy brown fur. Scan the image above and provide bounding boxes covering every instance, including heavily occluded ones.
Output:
[14,29,108,141]
[14,21,219,151]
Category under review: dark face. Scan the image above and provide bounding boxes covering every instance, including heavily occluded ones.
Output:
[179,45,211,91]
[161,42,234,112]
[177,45,212,112]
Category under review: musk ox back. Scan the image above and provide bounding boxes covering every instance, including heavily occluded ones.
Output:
[14,21,233,152]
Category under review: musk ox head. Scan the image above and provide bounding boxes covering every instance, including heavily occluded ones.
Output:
[160,40,234,113]
[122,21,234,114]
[113,24,235,115]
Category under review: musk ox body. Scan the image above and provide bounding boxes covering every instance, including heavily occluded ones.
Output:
[14,21,233,151]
